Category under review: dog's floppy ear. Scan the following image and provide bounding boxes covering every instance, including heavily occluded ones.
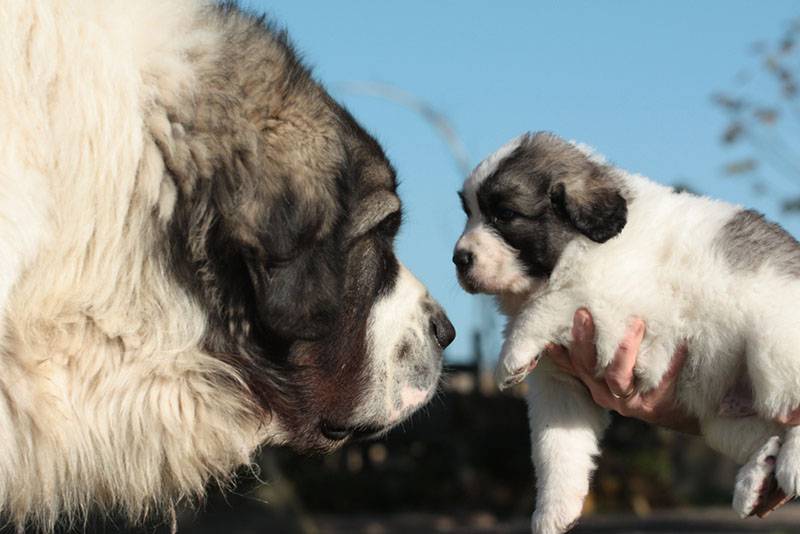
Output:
[242,189,343,342]
[203,185,341,343]
[248,243,341,342]
[548,163,627,243]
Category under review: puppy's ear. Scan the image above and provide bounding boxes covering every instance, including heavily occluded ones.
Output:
[548,165,627,243]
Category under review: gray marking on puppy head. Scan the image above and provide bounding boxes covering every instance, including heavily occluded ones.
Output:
[716,209,800,277]
[471,132,628,278]
[526,133,628,243]
[488,133,628,242]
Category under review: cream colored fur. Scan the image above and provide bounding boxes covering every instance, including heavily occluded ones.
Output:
[0,2,272,528]
[0,0,446,529]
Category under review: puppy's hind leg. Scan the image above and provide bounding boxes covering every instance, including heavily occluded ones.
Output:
[701,417,783,517]
[745,329,800,499]
[527,363,610,534]
[775,426,800,499]
[734,435,783,518]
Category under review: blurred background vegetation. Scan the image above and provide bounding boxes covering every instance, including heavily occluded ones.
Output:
[713,18,800,214]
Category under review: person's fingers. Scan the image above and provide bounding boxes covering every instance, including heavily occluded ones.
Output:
[546,344,573,375]
[583,374,621,409]
[604,318,645,398]
[631,344,700,434]
[567,310,645,413]
[569,309,597,377]
[640,344,688,402]
[642,345,689,404]
[775,406,800,426]
[661,344,689,383]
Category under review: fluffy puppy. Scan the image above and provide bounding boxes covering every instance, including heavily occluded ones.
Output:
[453,132,800,533]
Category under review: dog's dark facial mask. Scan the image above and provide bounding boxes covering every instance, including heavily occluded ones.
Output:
[238,187,344,342]
[454,132,628,296]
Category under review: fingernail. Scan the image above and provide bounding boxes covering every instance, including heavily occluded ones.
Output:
[573,312,588,341]
[635,321,645,337]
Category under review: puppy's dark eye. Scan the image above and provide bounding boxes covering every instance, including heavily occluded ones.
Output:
[493,208,518,224]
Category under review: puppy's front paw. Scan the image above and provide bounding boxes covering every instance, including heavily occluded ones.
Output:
[495,341,542,390]
[776,433,800,497]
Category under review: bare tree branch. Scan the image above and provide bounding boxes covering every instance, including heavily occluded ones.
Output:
[337,81,472,178]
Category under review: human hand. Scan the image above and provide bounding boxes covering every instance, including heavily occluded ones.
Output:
[546,308,699,434]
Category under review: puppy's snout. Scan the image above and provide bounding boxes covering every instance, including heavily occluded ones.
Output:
[452,249,473,273]
[429,306,456,350]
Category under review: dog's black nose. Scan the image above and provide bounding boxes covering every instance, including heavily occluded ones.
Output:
[430,308,456,350]
[452,250,473,270]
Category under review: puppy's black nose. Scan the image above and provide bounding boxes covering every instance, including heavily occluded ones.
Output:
[430,308,456,350]
[452,250,473,270]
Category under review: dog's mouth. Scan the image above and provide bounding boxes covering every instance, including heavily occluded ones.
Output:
[457,268,540,297]
[319,422,391,443]
[458,277,507,296]
[455,264,509,295]
[319,384,438,444]
[456,272,486,295]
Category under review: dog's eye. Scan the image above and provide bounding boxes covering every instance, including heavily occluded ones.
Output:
[377,211,402,237]
[493,208,518,224]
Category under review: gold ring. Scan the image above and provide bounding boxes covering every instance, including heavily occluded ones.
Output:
[611,384,636,400]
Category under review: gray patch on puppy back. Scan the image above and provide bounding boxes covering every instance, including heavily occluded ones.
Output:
[717,209,800,277]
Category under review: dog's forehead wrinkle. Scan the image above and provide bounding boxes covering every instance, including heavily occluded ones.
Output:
[341,116,397,191]
[355,159,396,192]
[349,190,400,238]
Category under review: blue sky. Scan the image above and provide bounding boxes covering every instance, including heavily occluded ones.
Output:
[248,1,800,361]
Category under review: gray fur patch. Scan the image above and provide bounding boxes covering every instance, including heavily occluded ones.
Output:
[716,209,800,277]
[472,132,629,277]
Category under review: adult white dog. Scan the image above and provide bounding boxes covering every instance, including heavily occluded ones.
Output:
[0,0,454,530]
[454,132,800,533]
